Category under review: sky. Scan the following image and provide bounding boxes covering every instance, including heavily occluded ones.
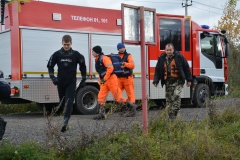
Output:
[39,0,240,29]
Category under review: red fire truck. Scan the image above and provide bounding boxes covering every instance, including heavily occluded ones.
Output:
[0,0,229,114]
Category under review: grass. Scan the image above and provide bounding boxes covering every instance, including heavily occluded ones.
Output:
[0,102,41,114]
[0,100,240,160]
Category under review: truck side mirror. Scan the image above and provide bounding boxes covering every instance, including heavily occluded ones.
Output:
[220,29,229,58]
[223,36,229,58]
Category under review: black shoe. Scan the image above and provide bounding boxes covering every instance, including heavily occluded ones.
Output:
[93,113,106,120]
[118,105,129,116]
[123,101,137,117]
[61,125,69,133]
[94,107,107,120]
[168,110,178,120]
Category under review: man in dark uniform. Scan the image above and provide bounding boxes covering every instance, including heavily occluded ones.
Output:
[0,70,8,140]
[153,43,192,119]
[47,35,87,132]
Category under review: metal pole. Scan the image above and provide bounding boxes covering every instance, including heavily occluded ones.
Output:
[185,0,188,16]
[140,6,148,135]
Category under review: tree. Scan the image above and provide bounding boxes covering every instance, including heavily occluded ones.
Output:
[217,0,240,93]
[217,0,240,46]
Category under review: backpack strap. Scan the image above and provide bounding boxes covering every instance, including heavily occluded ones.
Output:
[99,55,104,65]
[122,53,130,62]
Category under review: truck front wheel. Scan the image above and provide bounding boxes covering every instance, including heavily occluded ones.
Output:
[74,85,99,115]
[193,83,210,108]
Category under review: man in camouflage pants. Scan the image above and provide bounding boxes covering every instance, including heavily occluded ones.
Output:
[153,43,192,119]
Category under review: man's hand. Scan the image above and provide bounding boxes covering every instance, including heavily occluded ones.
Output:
[50,75,60,86]
[79,78,86,88]
[186,81,191,87]
[121,62,126,68]
[101,79,106,85]
[152,81,158,87]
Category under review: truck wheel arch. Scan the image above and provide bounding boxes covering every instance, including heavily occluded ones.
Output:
[194,76,214,94]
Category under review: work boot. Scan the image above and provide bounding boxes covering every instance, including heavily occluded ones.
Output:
[168,110,178,120]
[61,117,69,133]
[118,104,129,116]
[123,101,137,117]
[61,125,69,133]
[93,107,107,120]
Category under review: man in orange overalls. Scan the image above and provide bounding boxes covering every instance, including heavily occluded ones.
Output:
[116,43,136,116]
[92,45,137,120]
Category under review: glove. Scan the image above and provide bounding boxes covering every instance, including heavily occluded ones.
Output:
[50,75,60,86]
[152,81,159,87]
[101,79,106,85]
[79,78,86,88]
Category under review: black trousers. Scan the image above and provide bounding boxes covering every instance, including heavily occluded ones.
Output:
[57,80,76,119]
[0,117,7,140]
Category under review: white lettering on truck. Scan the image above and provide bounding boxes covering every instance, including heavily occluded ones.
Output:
[71,15,108,23]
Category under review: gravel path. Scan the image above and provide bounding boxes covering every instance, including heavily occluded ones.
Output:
[0,98,239,146]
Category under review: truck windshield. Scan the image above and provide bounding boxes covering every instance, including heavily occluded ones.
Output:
[159,19,182,51]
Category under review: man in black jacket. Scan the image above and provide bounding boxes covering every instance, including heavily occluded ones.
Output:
[153,43,192,119]
[47,35,87,132]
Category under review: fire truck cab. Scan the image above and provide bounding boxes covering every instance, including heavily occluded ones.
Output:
[148,14,229,107]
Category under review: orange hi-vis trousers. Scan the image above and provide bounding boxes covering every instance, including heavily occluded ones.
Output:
[98,74,127,106]
[118,75,135,103]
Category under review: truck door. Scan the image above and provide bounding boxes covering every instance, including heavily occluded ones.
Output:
[199,32,224,83]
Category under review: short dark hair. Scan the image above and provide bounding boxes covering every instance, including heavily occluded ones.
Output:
[62,35,72,42]
[165,43,174,49]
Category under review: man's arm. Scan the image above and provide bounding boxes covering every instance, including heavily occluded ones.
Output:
[47,53,57,77]
[180,55,192,87]
[123,54,135,69]
[47,52,59,85]
[78,53,87,80]
[153,56,162,87]
[102,56,114,81]
[181,56,192,82]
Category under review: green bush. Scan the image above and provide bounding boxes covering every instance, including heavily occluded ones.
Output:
[0,104,240,159]
[0,142,52,160]
[0,103,41,114]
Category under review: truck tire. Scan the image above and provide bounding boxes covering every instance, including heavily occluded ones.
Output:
[74,85,99,115]
[193,83,210,108]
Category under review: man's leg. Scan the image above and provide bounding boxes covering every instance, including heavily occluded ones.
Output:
[108,77,137,117]
[171,84,183,117]
[123,76,135,103]
[56,84,66,114]
[165,81,175,119]
[0,117,7,140]
[166,80,183,119]
[93,82,109,120]
[61,81,76,132]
